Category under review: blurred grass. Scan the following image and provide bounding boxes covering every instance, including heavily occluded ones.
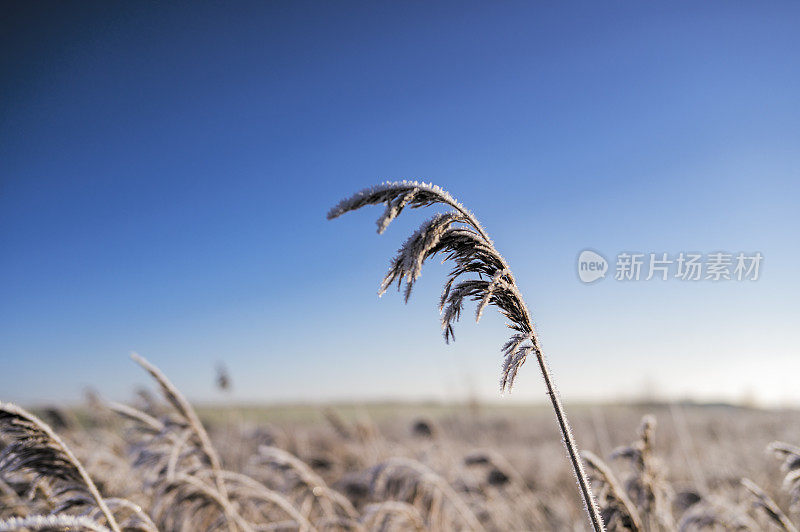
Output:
[191,399,757,426]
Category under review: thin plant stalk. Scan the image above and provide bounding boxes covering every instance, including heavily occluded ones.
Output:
[328,181,605,531]
[535,347,605,532]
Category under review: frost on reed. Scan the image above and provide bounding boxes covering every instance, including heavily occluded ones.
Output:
[0,514,110,532]
[609,416,674,531]
[0,402,121,532]
[360,501,425,531]
[250,445,359,522]
[769,442,800,513]
[112,354,318,532]
[728,441,800,532]
[366,457,483,531]
[583,450,644,531]
[741,478,798,532]
[327,181,530,391]
[677,500,758,532]
[328,180,605,531]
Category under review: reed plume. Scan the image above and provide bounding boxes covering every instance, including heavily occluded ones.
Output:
[114,356,316,532]
[741,478,798,532]
[610,415,673,530]
[367,456,483,531]
[252,445,358,521]
[114,356,245,531]
[360,501,425,531]
[676,497,756,532]
[0,514,110,531]
[769,442,800,513]
[0,403,120,532]
[328,180,605,530]
[583,450,643,531]
[130,353,226,494]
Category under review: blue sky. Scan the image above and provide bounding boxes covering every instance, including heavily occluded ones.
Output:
[1,2,798,406]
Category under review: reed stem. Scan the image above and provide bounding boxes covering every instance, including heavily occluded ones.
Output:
[534,346,605,531]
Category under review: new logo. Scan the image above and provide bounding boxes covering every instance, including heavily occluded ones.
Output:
[577,250,608,283]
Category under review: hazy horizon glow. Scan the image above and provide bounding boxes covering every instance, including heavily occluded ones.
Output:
[2,2,799,407]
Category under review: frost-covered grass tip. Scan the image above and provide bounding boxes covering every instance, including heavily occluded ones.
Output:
[327,180,605,531]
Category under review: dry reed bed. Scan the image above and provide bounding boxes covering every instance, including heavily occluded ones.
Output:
[2,373,800,531]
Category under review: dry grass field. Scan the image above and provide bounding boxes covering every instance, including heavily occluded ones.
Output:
[3,359,800,532]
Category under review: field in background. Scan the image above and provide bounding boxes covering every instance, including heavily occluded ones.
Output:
[189,400,800,493]
[17,398,800,530]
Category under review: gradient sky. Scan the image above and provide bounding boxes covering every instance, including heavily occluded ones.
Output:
[2,2,799,406]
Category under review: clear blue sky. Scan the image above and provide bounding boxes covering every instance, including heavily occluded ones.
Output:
[2,2,798,406]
